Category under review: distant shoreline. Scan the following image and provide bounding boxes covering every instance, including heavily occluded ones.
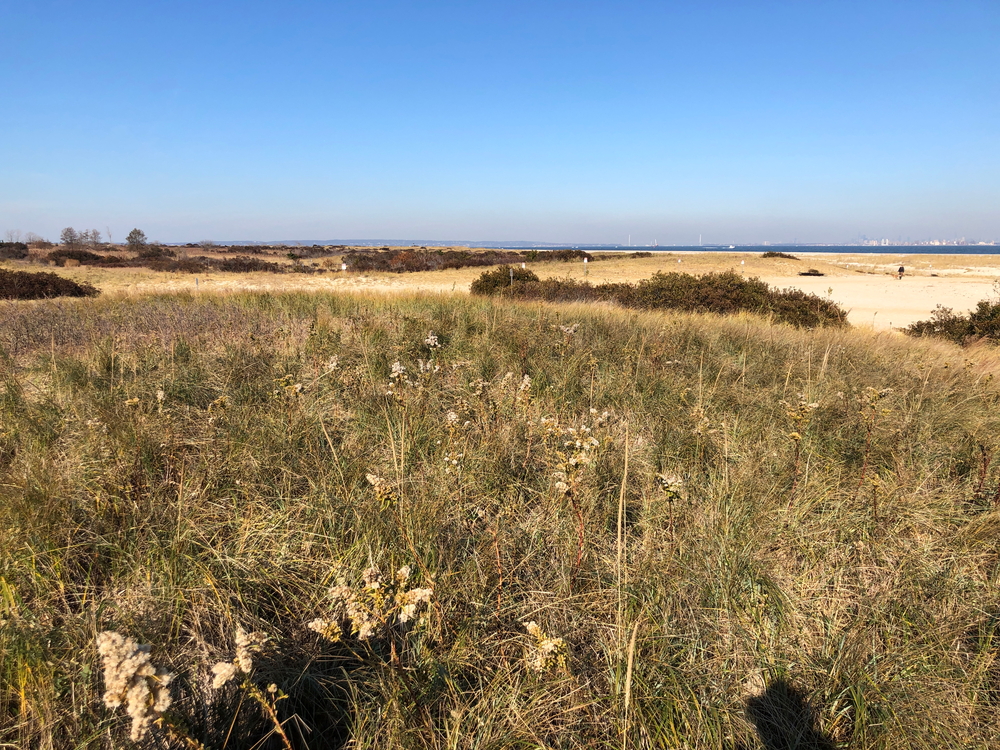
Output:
[168,241,999,255]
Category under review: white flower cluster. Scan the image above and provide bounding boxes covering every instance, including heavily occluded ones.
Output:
[96,631,174,741]
[365,472,396,505]
[523,621,568,673]
[387,359,437,396]
[424,332,440,348]
[552,472,571,495]
[308,565,433,642]
[443,450,465,474]
[539,413,611,495]
[210,626,266,690]
[556,323,580,335]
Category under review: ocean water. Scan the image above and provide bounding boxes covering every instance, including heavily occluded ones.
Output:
[500,244,1000,255]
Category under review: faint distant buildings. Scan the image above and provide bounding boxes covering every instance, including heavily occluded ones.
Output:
[853,234,995,247]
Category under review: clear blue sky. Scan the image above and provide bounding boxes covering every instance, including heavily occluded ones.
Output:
[3,1,998,245]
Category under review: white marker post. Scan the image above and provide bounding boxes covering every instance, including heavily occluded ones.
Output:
[341,262,347,272]
[583,257,589,276]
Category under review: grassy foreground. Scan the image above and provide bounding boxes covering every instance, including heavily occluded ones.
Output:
[3,291,1000,748]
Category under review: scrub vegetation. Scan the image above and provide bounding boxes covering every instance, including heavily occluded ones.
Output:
[0,267,100,300]
[906,290,1000,345]
[2,290,1000,748]
[471,267,848,328]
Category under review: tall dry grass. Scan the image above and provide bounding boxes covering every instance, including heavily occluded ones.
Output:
[2,291,1000,748]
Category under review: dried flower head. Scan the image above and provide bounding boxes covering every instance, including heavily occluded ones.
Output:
[96,631,174,741]
[210,661,239,690]
[311,565,434,641]
[396,587,433,623]
[424,332,440,348]
[523,621,568,673]
[306,617,343,642]
[234,626,265,674]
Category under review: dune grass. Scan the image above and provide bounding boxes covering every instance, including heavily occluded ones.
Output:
[2,290,1000,748]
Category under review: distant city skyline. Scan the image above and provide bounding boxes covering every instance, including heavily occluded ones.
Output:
[3,1,998,244]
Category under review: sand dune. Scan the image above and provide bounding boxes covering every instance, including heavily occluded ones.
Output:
[17,251,1000,330]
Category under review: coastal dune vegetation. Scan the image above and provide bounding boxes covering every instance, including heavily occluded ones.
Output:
[2,289,1000,748]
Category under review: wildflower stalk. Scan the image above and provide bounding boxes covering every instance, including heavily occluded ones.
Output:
[622,619,640,750]
[974,443,992,503]
[616,423,630,640]
[853,387,892,509]
[244,681,293,750]
[492,519,504,611]
[568,487,586,584]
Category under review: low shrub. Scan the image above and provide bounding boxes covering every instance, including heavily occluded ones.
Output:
[529,248,593,262]
[143,258,209,273]
[905,299,1000,344]
[0,268,100,299]
[762,251,800,260]
[213,256,282,273]
[345,248,523,273]
[137,245,177,259]
[798,269,824,276]
[472,269,848,327]
[0,241,29,260]
[47,248,104,266]
[468,265,541,295]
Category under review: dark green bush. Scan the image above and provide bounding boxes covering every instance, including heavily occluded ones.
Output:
[798,269,824,276]
[213,256,282,273]
[471,269,847,328]
[905,300,1000,344]
[530,249,593,262]
[345,248,523,273]
[762,251,799,260]
[143,258,209,273]
[0,242,29,260]
[137,245,177,259]
[47,249,103,266]
[0,269,100,299]
[469,265,540,295]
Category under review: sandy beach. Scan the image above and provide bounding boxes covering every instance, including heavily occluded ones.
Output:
[14,250,1000,330]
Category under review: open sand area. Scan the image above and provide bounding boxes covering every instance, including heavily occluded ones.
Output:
[8,250,1000,330]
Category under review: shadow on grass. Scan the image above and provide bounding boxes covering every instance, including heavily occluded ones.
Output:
[744,679,835,750]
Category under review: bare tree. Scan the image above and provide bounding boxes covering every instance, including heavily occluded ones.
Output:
[4,229,21,243]
[80,229,103,248]
[60,227,80,248]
